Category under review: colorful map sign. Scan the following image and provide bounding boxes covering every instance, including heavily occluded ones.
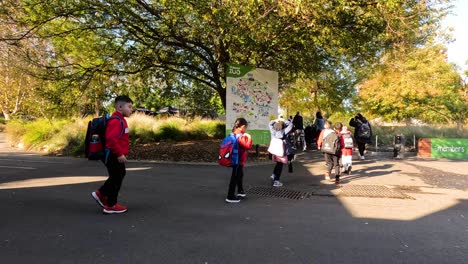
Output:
[226,64,278,145]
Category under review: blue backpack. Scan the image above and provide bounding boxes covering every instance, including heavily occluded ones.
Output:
[218,133,239,167]
[84,114,124,161]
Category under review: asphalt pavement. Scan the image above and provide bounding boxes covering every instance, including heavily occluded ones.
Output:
[1,133,468,264]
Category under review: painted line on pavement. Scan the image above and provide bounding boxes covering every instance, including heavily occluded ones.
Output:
[0,158,71,164]
[0,176,107,189]
[0,165,36,170]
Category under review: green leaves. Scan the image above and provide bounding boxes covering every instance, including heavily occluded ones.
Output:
[358,43,465,125]
[0,0,456,120]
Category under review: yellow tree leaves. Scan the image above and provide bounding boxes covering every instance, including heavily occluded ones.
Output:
[359,44,463,123]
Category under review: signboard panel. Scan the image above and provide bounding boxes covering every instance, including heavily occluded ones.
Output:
[430,138,468,159]
[226,64,278,144]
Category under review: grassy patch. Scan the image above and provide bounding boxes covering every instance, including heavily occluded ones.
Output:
[187,118,225,139]
[5,119,28,146]
[4,114,225,155]
[157,124,185,141]
[49,119,88,156]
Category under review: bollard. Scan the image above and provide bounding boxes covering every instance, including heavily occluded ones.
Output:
[375,135,378,151]
[393,134,405,159]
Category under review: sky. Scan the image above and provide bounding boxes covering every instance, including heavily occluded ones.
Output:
[443,0,468,70]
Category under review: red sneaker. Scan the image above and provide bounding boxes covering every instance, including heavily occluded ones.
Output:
[103,203,128,214]
[91,191,107,208]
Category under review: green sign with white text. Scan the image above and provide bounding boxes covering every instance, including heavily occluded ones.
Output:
[226,64,255,78]
[431,138,468,159]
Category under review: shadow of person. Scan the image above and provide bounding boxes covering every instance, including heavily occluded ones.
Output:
[338,163,401,183]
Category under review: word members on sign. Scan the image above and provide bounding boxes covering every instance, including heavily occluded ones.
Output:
[436,145,465,153]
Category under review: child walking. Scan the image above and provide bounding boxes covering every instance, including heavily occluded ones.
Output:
[340,126,353,175]
[92,95,133,214]
[349,113,372,160]
[268,118,294,187]
[321,122,342,184]
[225,118,252,203]
[317,120,333,171]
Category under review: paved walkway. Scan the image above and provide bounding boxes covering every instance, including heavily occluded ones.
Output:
[1,132,468,263]
[276,150,468,221]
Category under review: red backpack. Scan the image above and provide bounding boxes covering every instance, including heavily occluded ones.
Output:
[218,133,239,167]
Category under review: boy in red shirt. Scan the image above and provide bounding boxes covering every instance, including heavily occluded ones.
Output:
[92,95,133,214]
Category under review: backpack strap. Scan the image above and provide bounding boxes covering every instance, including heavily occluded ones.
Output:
[108,116,125,138]
[231,133,240,165]
[103,116,125,165]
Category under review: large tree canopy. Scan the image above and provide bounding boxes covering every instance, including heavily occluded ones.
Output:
[358,43,466,128]
[0,0,453,118]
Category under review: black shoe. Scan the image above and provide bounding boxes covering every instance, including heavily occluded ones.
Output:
[347,166,352,175]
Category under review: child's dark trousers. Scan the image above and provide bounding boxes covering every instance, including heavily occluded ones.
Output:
[325,153,341,180]
[227,165,244,199]
[100,155,126,206]
[273,161,283,181]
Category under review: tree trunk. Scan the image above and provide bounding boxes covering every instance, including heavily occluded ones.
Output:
[94,99,100,117]
[457,115,464,132]
[1,109,10,120]
[214,81,226,110]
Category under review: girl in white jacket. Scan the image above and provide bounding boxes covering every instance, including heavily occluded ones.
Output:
[268,119,294,187]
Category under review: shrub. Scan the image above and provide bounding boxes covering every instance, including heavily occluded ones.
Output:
[7,119,49,149]
[126,113,159,132]
[48,118,88,155]
[214,123,226,139]
[31,120,69,148]
[127,114,189,143]
[157,124,185,141]
[130,126,155,144]
[5,119,27,144]
[187,118,225,139]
